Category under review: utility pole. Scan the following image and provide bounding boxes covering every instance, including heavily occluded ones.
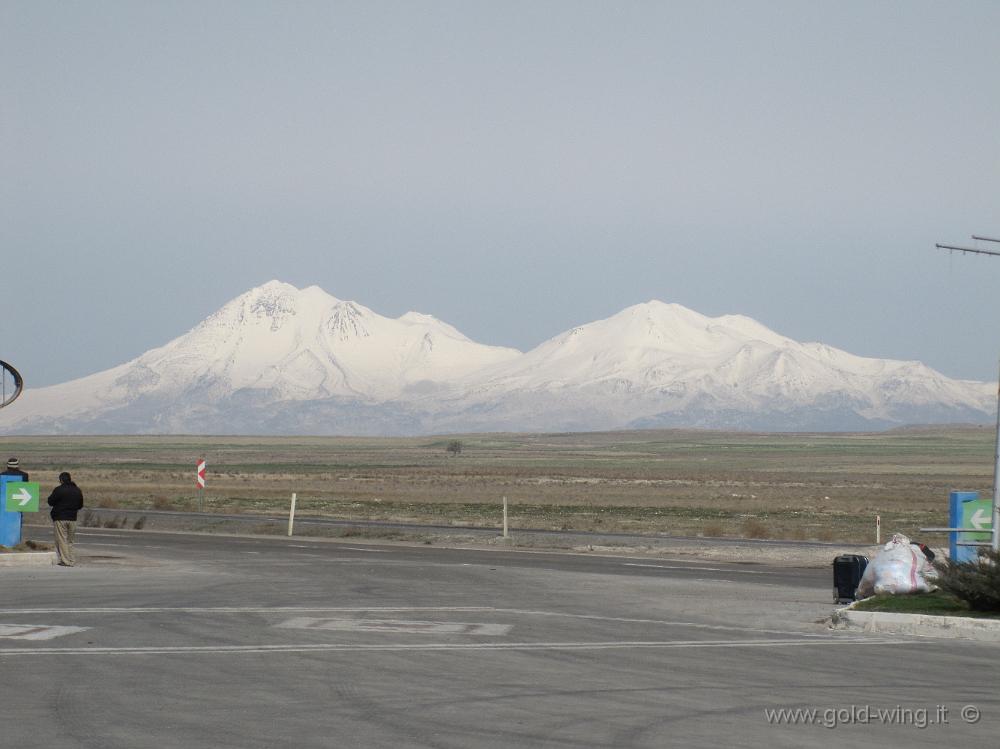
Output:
[936,234,1000,552]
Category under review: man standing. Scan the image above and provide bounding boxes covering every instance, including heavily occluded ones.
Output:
[1,457,28,481]
[47,472,83,567]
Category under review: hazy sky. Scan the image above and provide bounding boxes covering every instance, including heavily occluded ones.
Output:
[4,1,1000,388]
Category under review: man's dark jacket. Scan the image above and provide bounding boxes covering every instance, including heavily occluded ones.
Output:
[48,482,84,521]
[1,468,29,481]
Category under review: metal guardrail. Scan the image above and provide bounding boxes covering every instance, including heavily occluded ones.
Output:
[920,527,993,547]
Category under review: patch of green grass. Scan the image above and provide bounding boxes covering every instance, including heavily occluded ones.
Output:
[853,591,1000,619]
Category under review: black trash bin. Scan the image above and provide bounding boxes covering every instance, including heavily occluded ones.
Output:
[833,554,868,604]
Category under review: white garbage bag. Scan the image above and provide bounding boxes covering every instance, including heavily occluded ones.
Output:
[856,533,934,598]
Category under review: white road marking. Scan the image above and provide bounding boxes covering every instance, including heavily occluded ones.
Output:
[0,605,835,640]
[276,617,512,636]
[622,563,776,575]
[79,542,131,547]
[0,638,909,657]
[0,624,89,641]
[235,558,383,565]
[0,606,496,615]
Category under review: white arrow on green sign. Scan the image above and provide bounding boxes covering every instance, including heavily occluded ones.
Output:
[969,508,990,530]
[960,498,992,542]
[3,482,40,513]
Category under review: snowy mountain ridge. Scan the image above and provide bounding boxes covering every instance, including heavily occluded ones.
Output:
[1,281,993,434]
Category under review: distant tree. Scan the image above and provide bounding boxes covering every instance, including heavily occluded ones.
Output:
[445,440,462,456]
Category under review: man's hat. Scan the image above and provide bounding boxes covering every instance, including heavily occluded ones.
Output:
[6,458,18,469]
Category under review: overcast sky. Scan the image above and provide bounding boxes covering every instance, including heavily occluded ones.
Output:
[3,1,1000,388]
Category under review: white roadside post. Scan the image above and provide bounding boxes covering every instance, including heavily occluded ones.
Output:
[288,493,297,537]
[502,496,508,539]
[876,515,881,545]
[196,458,206,513]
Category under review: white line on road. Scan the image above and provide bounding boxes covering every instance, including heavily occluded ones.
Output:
[0,638,910,657]
[231,558,385,565]
[277,617,513,636]
[0,624,89,640]
[0,605,835,640]
[0,605,855,642]
[0,606,497,615]
[622,563,777,574]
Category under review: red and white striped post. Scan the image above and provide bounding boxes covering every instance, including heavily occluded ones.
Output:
[196,459,206,512]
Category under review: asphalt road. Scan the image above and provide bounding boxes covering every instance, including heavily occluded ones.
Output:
[1,528,996,748]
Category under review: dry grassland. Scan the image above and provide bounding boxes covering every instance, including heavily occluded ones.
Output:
[3,426,993,543]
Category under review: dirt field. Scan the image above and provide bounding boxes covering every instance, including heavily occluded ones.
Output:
[2,426,994,544]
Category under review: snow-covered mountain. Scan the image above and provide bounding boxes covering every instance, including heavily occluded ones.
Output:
[428,302,996,432]
[1,282,994,434]
[0,281,520,433]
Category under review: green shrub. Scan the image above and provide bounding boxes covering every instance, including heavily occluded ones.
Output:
[933,549,1000,612]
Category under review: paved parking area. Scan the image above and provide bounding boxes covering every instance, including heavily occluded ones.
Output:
[1,529,996,748]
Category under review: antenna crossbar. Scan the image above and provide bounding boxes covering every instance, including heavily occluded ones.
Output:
[935,243,1000,258]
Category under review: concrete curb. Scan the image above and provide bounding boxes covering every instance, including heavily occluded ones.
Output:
[0,551,57,567]
[832,604,1000,641]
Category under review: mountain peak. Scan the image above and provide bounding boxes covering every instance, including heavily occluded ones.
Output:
[617,300,710,326]
[246,279,299,297]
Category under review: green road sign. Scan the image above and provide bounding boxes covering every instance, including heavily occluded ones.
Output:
[3,482,40,513]
[960,496,992,543]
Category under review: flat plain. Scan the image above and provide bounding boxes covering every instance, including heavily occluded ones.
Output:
[2,425,993,543]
